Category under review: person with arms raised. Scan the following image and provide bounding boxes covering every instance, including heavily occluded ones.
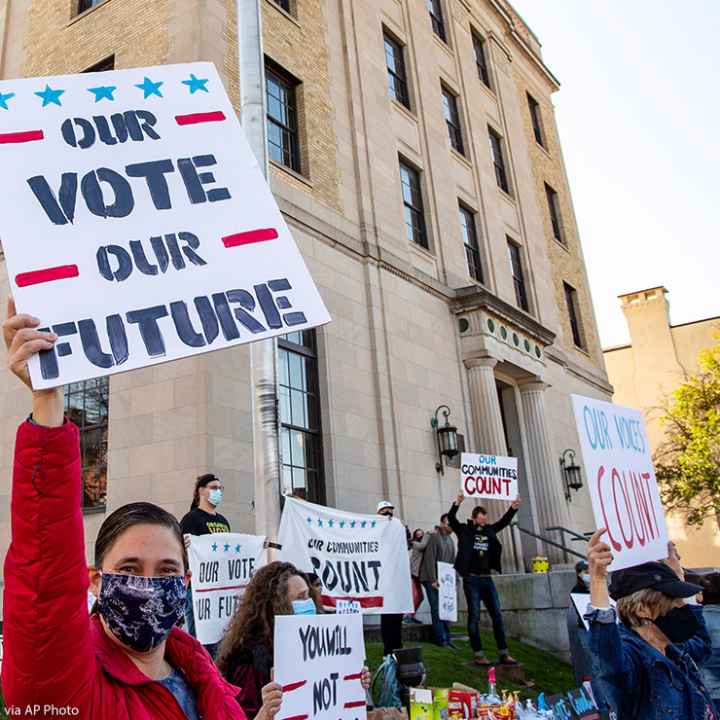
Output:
[0,299,280,720]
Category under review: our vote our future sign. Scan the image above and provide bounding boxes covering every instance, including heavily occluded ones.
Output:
[0,62,330,388]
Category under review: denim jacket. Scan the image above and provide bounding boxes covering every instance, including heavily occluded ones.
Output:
[586,605,717,720]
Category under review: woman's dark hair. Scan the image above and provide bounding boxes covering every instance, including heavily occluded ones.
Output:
[216,561,318,679]
[191,473,219,510]
[702,572,720,605]
[412,528,424,541]
[95,501,188,572]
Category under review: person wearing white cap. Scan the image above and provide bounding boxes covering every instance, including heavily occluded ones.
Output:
[376,499,407,655]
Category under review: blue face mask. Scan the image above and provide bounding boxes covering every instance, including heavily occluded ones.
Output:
[208,488,223,507]
[581,573,591,586]
[97,572,186,652]
[292,598,317,616]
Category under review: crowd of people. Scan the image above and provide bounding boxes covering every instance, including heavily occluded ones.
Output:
[1,300,719,719]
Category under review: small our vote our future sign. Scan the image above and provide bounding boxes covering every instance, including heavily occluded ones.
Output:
[460,452,519,501]
[0,62,330,388]
[572,395,669,571]
[274,614,367,720]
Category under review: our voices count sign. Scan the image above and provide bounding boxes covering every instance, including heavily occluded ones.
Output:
[0,62,330,388]
[572,395,669,571]
[274,614,367,720]
[460,452,519,501]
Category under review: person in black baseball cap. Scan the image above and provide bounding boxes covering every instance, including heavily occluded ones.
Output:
[584,529,716,720]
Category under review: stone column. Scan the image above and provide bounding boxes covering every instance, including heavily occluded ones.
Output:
[519,381,570,562]
[465,357,507,456]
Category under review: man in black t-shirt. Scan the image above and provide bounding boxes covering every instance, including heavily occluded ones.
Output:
[448,492,521,666]
[179,474,231,642]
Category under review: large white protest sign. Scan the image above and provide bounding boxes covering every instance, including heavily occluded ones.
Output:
[278,497,413,614]
[187,532,266,644]
[572,395,669,571]
[460,453,519,501]
[274,614,367,720]
[571,593,618,631]
[0,62,330,388]
[438,561,457,623]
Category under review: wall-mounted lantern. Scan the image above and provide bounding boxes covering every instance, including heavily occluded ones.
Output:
[431,405,459,475]
[560,448,583,501]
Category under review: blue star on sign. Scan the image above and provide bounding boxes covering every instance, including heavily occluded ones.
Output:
[211,543,218,552]
[307,517,313,524]
[339,521,346,529]
[235,544,242,553]
[35,84,65,107]
[223,543,230,552]
[350,521,356,529]
[182,73,209,94]
[371,521,377,528]
[0,91,15,110]
[135,76,163,98]
[318,519,324,528]
[361,521,367,528]
[328,519,334,528]
[88,85,116,102]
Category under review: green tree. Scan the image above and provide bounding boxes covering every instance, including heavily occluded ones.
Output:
[654,343,720,532]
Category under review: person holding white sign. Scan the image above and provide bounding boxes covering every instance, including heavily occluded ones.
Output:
[216,561,371,719]
[0,300,246,718]
[447,492,521,666]
[585,529,716,720]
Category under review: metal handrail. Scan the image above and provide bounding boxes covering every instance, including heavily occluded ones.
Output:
[511,522,586,561]
[545,525,590,543]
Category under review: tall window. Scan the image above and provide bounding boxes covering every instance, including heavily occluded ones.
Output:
[427,0,446,42]
[399,160,427,248]
[65,379,108,510]
[384,32,410,109]
[279,331,326,504]
[507,240,529,311]
[271,0,291,11]
[266,64,300,172]
[472,32,491,88]
[527,93,545,147]
[78,0,105,12]
[488,128,510,194]
[564,282,586,350]
[442,86,464,155]
[545,183,564,244]
[83,56,115,73]
[459,204,483,283]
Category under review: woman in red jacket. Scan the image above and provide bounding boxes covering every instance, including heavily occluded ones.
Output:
[0,299,282,720]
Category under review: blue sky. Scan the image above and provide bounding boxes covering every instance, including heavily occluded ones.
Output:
[510,1,720,347]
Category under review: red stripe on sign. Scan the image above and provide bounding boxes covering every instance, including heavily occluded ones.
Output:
[175,111,226,126]
[15,264,79,287]
[344,673,363,681]
[194,583,249,594]
[344,701,367,709]
[278,715,308,720]
[0,130,44,144]
[222,228,279,248]
[321,595,384,609]
[282,681,307,693]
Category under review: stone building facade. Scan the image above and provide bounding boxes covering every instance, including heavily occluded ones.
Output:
[604,286,720,567]
[0,0,612,599]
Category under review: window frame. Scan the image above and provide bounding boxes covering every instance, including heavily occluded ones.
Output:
[77,0,106,13]
[544,182,564,245]
[427,0,447,42]
[65,379,109,513]
[270,0,291,13]
[507,239,529,312]
[441,85,465,156]
[82,56,115,73]
[459,203,483,284]
[265,62,301,173]
[488,128,510,194]
[278,331,326,505]
[383,30,410,110]
[527,93,545,148]
[399,159,428,250]
[564,282,586,350]
[472,31,491,88]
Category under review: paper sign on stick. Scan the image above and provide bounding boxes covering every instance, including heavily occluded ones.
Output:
[438,561,457,623]
[0,62,331,388]
[274,614,367,720]
[571,395,669,571]
[278,496,413,615]
[460,453,519,501]
[187,532,266,644]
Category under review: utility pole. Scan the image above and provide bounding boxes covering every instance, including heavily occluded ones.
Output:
[236,0,281,538]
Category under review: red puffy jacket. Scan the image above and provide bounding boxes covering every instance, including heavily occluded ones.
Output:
[2,419,246,719]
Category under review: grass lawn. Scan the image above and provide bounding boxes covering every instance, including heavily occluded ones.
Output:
[366,626,574,701]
